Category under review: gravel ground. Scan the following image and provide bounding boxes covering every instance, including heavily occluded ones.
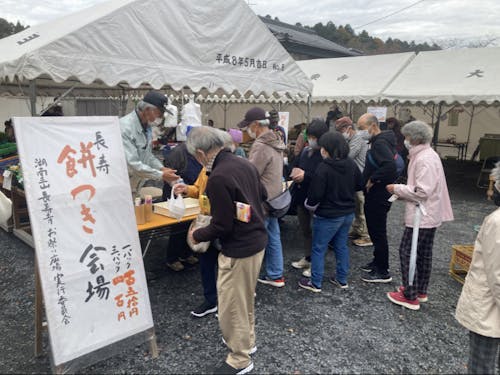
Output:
[0,160,496,374]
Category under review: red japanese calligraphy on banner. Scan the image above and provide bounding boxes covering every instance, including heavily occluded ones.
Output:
[13,116,154,368]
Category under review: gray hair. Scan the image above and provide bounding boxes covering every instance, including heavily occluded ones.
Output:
[401,120,433,145]
[365,114,379,127]
[220,131,234,148]
[186,126,226,155]
[136,100,156,112]
[492,162,500,190]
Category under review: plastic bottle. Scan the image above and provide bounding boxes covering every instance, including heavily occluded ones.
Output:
[134,197,145,225]
[144,194,153,222]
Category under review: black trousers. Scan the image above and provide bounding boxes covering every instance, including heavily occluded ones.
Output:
[468,331,500,374]
[399,227,436,300]
[364,187,392,273]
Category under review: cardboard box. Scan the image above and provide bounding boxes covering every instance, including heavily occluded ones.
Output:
[153,198,200,218]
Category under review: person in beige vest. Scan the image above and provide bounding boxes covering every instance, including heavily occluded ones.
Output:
[455,162,500,374]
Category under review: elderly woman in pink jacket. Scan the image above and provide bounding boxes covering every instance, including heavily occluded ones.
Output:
[385,120,454,310]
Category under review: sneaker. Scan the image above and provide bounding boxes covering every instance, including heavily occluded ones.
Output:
[359,261,375,273]
[166,261,184,271]
[387,291,420,311]
[292,257,311,269]
[329,277,348,289]
[397,286,428,303]
[361,269,392,283]
[302,267,311,278]
[257,276,285,288]
[222,337,257,355]
[298,277,321,293]
[191,301,217,318]
[348,232,360,239]
[180,255,199,265]
[353,238,373,247]
[212,361,254,375]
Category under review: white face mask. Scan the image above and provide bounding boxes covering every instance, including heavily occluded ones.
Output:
[308,139,318,148]
[320,148,328,159]
[342,131,350,140]
[247,127,257,139]
[404,139,413,150]
[150,117,163,127]
[358,129,371,141]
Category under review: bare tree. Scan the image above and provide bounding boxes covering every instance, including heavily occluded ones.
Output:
[435,35,498,49]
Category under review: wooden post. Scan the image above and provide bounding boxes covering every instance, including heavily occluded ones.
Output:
[149,329,159,359]
[35,256,44,357]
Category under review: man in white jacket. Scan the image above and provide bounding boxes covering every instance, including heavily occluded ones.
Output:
[456,162,500,374]
[120,91,179,194]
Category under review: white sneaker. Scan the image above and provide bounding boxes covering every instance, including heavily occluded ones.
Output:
[302,267,311,277]
[222,337,257,355]
[292,257,311,269]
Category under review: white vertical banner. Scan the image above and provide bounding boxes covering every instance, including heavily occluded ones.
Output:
[13,117,154,367]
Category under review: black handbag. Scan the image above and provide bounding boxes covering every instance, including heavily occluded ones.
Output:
[266,182,292,218]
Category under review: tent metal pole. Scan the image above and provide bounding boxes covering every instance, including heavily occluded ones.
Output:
[465,105,475,159]
[432,102,443,150]
[223,102,227,129]
[306,95,311,124]
[29,80,37,116]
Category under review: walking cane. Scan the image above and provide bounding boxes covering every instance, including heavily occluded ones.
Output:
[409,202,427,286]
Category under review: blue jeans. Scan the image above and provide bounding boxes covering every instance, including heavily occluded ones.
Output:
[311,213,354,288]
[200,245,218,306]
[262,217,284,280]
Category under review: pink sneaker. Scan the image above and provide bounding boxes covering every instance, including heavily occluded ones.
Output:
[387,291,420,310]
[398,286,428,303]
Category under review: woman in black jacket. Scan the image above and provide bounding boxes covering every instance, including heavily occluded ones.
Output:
[298,132,363,292]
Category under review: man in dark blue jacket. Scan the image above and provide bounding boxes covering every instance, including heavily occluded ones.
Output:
[358,113,398,283]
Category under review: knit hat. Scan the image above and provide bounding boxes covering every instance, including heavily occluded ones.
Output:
[335,116,353,130]
[228,128,243,143]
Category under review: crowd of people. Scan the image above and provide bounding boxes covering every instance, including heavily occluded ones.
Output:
[118,91,498,375]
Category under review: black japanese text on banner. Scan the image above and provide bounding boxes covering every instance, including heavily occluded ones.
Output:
[13,116,154,367]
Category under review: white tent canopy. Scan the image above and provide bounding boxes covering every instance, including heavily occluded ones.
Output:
[296,52,415,103]
[0,0,311,98]
[382,47,500,105]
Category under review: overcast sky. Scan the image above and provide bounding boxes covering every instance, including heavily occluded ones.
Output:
[3,0,500,45]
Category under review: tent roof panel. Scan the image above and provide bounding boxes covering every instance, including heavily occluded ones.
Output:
[0,0,312,97]
[297,52,415,103]
[381,47,500,105]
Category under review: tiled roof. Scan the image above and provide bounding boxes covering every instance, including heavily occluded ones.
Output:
[260,16,362,57]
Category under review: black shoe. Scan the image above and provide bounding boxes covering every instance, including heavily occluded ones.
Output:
[361,270,392,283]
[212,361,254,375]
[360,261,375,273]
[191,301,217,318]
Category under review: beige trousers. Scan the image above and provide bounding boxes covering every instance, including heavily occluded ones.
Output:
[350,191,370,239]
[217,250,264,369]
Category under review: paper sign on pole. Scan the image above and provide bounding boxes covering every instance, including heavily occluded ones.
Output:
[13,117,154,369]
[278,112,290,143]
[367,106,388,122]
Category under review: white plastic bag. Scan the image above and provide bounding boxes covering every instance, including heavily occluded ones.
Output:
[187,214,212,253]
[164,104,178,128]
[167,188,185,220]
[181,101,202,127]
[0,190,12,224]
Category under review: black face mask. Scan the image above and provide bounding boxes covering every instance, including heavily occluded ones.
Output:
[494,185,500,206]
